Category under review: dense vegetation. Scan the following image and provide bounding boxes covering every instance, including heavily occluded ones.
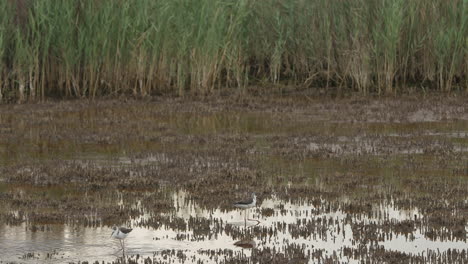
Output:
[0,0,467,101]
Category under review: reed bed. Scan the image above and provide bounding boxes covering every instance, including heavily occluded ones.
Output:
[0,0,466,101]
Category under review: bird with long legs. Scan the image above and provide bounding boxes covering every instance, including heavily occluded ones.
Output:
[233,193,258,226]
[111,226,133,255]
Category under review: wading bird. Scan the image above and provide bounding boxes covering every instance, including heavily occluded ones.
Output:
[233,193,257,225]
[111,226,133,253]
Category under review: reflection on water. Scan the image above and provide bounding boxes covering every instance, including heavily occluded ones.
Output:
[0,101,467,263]
[234,239,256,249]
[2,190,468,263]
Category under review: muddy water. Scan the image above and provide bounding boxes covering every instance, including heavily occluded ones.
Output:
[0,98,467,263]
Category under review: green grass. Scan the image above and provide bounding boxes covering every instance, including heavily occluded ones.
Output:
[0,0,467,101]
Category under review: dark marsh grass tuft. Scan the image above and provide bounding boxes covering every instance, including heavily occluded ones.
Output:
[0,0,466,101]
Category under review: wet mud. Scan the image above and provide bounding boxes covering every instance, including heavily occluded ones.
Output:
[0,96,467,263]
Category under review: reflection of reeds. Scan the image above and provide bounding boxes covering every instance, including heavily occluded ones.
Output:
[0,0,466,101]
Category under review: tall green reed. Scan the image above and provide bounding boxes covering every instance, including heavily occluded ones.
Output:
[0,0,466,102]
[0,1,10,101]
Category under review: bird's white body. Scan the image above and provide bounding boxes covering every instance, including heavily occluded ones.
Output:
[234,193,256,209]
[111,226,132,240]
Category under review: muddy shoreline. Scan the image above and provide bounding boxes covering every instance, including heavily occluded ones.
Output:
[0,96,467,263]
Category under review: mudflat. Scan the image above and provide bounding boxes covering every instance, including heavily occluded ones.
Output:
[0,95,467,263]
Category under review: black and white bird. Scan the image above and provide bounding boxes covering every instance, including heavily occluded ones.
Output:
[111,226,133,251]
[234,193,256,209]
[233,193,256,224]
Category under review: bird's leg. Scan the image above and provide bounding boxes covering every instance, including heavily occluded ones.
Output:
[247,209,259,224]
[244,210,247,227]
[119,239,122,248]
[113,239,123,254]
[122,241,126,259]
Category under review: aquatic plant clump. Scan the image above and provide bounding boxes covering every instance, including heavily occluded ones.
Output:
[0,0,467,101]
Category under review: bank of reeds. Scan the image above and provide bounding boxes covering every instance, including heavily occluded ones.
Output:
[0,0,466,101]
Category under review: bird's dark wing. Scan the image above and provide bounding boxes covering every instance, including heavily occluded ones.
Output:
[119,227,133,234]
[234,198,253,205]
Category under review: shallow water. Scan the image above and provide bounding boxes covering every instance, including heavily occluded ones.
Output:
[2,191,468,263]
[0,99,467,263]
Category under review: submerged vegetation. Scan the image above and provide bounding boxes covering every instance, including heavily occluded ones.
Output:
[0,0,467,101]
[0,98,467,262]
